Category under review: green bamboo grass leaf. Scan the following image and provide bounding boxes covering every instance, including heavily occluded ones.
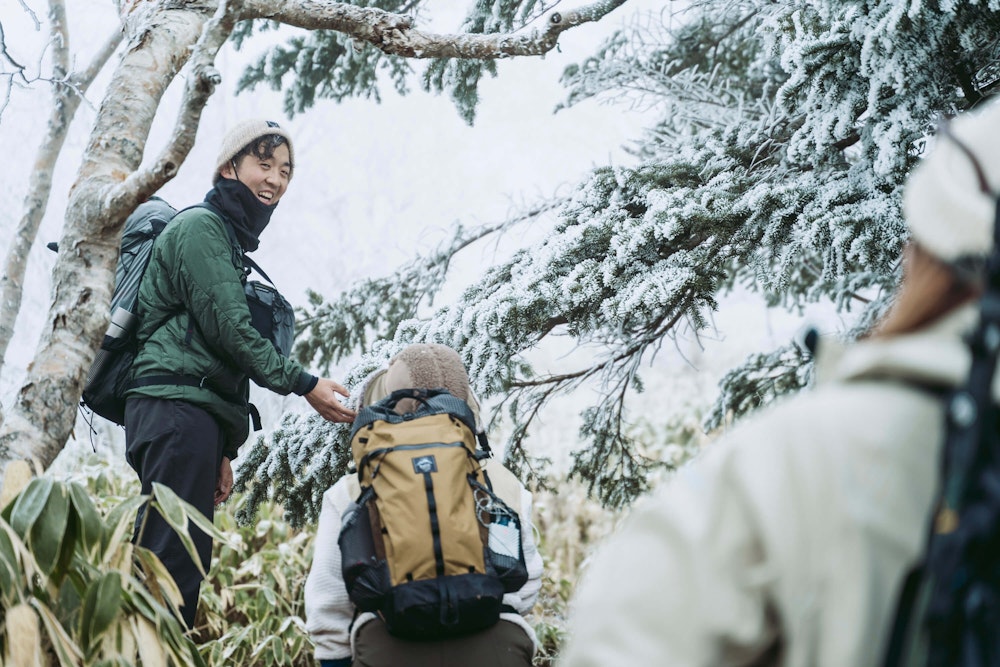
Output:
[179,642,210,667]
[182,501,227,543]
[49,507,78,587]
[131,546,184,613]
[0,459,32,513]
[28,597,84,666]
[79,578,99,647]
[9,477,54,537]
[56,578,83,631]
[28,482,71,575]
[152,482,227,542]
[0,523,17,596]
[164,630,205,665]
[122,585,184,641]
[3,603,43,667]
[101,495,147,560]
[123,586,159,620]
[147,483,203,576]
[150,483,186,528]
[0,517,40,589]
[131,616,167,667]
[272,635,287,663]
[148,604,208,667]
[80,572,123,650]
[67,482,102,552]
[92,575,123,636]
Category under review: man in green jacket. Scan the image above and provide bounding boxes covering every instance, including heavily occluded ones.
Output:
[124,118,355,629]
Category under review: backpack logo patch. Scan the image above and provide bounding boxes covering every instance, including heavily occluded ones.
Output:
[412,455,437,474]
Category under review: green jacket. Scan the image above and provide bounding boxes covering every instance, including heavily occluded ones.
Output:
[127,204,315,458]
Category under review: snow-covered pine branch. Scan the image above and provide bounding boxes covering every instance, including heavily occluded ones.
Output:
[240,1,1000,513]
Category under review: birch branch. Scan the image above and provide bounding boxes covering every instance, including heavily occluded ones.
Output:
[240,0,630,59]
[68,23,123,95]
[0,6,124,380]
[116,0,237,206]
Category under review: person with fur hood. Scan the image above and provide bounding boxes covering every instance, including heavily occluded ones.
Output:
[305,343,543,667]
[559,99,1000,666]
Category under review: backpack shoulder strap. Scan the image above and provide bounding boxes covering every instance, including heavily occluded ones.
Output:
[240,253,274,285]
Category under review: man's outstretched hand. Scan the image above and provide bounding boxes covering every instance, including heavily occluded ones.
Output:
[306,377,356,423]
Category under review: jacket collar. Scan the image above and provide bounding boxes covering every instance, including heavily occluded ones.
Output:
[815,304,978,392]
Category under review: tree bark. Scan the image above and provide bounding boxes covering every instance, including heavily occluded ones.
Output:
[240,0,629,58]
[0,2,230,469]
[0,1,123,379]
[0,0,632,473]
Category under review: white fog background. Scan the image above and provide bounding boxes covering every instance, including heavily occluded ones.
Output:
[0,0,843,472]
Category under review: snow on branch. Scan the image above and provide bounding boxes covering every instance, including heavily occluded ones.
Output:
[241,0,631,59]
[295,197,566,373]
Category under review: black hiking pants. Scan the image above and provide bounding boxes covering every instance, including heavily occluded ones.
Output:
[125,397,226,629]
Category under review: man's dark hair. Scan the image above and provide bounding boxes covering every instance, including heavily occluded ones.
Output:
[233,134,294,175]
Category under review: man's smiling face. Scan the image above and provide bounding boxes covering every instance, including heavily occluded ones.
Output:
[220,142,292,206]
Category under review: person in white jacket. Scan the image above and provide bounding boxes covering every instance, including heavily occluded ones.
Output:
[305,343,543,667]
[559,100,1000,667]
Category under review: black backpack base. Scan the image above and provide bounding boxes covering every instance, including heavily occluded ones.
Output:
[81,331,137,426]
[384,574,506,641]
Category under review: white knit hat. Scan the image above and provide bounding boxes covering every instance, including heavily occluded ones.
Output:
[214,118,295,181]
[904,99,1000,270]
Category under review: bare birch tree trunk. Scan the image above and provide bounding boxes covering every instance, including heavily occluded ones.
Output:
[0,1,123,378]
[0,1,231,468]
[0,0,630,473]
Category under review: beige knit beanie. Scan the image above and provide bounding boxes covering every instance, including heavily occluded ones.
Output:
[214,118,295,182]
[379,343,483,429]
[904,99,1000,271]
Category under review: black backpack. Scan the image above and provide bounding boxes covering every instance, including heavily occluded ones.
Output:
[77,197,294,425]
[882,202,1000,664]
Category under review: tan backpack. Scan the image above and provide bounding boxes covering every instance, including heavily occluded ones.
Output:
[338,388,528,640]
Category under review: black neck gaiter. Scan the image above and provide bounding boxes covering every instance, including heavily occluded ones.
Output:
[204,178,278,252]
